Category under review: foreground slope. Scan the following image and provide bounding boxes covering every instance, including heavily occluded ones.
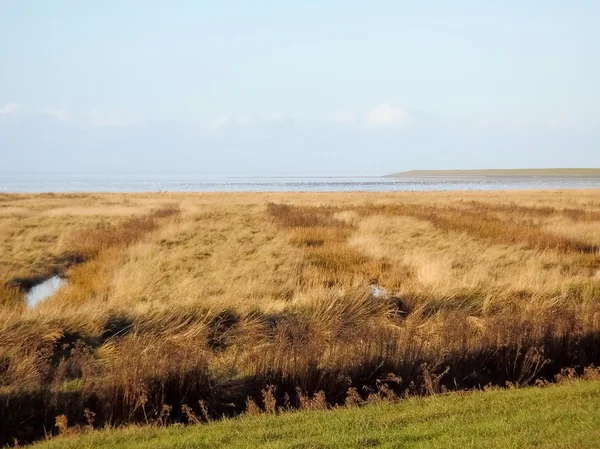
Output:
[33,380,600,449]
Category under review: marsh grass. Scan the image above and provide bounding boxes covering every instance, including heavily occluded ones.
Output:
[1,205,181,304]
[464,199,600,222]
[356,203,599,254]
[268,202,411,288]
[71,206,179,260]
[1,192,600,445]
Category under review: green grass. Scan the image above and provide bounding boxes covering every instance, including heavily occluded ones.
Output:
[385,168,600,178]
[32,381,600,449]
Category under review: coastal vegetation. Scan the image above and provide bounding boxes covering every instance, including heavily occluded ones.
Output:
[1,189,600,446]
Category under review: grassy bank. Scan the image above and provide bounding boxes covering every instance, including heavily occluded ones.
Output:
[1,190,600,445]
[32,380,600,449]
[386,168,600,177]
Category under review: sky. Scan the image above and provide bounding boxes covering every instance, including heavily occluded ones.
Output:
[1,0,599,176]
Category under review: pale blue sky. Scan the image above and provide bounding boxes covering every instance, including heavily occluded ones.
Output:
[1,1,599,175]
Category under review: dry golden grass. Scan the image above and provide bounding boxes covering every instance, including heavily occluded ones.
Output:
[0,194,178,284]
[1,189,600,445]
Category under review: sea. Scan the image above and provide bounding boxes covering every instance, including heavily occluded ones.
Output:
[2,175,600,193]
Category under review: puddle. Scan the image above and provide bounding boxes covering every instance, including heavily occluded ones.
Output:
[26,276,65,307]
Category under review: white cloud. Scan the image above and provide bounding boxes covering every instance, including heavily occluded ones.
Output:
[89,109,140,127]
[366,102,408,127]
[236,115,252,125]
[42,107,69,122]
[0,102,19,116]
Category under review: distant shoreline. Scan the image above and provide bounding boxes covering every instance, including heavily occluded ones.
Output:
[385,169,600,179]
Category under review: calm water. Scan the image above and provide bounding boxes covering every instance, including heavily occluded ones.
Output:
[2,176,600,193]
[26,276,65,307]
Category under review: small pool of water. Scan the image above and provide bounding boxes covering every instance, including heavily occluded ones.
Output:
[26,276,65,307]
